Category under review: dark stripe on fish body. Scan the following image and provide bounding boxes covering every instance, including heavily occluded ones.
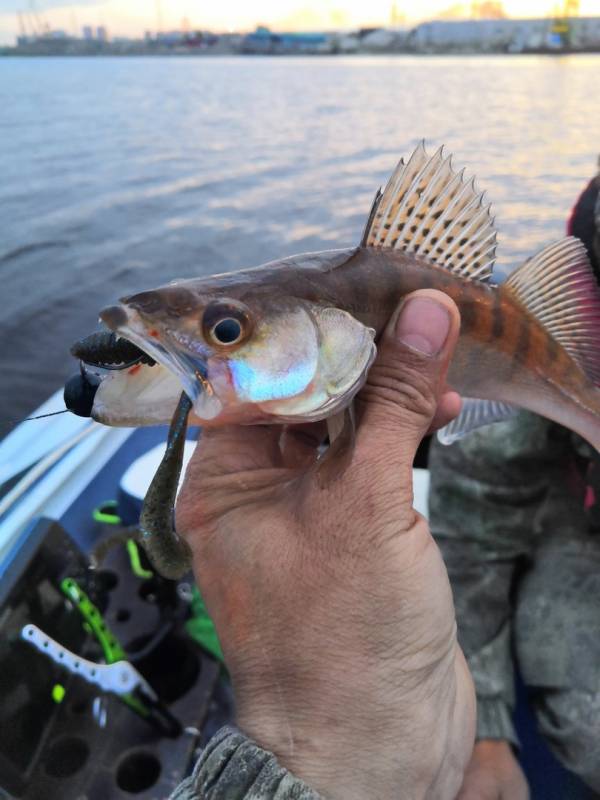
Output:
[491,289,504,341]
[514,313,531,371]
[545,326,560,368]
[554,332,582,388]
[533,315,584,394]
[458,291,489,375]
[457,291,478,334]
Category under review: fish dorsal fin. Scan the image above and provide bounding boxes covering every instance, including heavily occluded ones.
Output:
[364,141,497,282]
[437,398,518,445]
[506,236,600,386]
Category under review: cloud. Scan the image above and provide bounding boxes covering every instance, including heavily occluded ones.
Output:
[0,0,102,10]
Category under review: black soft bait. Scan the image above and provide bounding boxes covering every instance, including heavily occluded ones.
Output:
[70,332,155,369]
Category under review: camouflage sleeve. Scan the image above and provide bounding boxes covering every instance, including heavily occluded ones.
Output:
[170,726,321,800]
[428,412,569,745]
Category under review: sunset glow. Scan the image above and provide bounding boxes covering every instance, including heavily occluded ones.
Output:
[1,0,599,44]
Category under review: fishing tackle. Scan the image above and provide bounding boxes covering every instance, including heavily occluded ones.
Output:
[70,331,156,370]
[63,368,102,417]
[24,409,69,420]
[22,622,181,737]
[137,392,193,580]
[63,333,156,418]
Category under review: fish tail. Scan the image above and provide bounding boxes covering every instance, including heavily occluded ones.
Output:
[506,236,600,449]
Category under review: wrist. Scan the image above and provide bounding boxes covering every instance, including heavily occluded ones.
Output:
[475,696,519,746]
[461,737,529,800]
[472,738,520,766]
[233,643,475,800]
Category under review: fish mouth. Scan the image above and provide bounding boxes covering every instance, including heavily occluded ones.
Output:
[98,303,221,418]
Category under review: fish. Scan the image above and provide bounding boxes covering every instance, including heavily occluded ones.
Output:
[90,141,600,454]
[73,142,600,579]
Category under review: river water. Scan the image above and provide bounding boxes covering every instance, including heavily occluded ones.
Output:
[1,54,599,434]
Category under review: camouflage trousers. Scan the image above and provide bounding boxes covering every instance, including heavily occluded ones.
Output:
[440,533,600,791]
[428,418,600,793]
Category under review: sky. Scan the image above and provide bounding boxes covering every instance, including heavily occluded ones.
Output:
[1,0,599,44]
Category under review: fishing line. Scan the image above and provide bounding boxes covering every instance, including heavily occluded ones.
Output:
[24,409,69,421]
[0,408,69,433]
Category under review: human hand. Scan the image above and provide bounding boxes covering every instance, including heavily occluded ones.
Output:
[456,740,529,800]
[176,289,475,800]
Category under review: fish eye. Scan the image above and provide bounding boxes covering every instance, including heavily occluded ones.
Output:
[211,317,242,345]
[202,301,251,348]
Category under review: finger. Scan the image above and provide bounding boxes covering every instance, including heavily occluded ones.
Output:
[178,420,326,539]
[354,289,461,476]
[190,424,284,479]
[177,424,290,537]
[426,390,462,436]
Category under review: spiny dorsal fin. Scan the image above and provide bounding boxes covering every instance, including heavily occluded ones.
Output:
[365,141,497,282]
[506,236,600,386]
[361,188,383,247]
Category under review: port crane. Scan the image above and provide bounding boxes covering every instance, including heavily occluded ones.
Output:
[551,0,580,46]
[17,0,50,40]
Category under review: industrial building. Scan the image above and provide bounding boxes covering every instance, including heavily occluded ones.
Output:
[5,0,600,57]
[409,16,600,52]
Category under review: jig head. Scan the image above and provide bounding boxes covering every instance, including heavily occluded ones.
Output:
[64,332,157,418]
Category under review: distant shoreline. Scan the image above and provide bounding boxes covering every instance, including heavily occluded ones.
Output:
[3,49,600,58]
[6,17,600,60]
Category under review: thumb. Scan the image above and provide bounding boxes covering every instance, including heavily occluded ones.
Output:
[354,289,461,470]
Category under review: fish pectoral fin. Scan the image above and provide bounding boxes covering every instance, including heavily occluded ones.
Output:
[437,398,518,445]
[506,236,600,387]
[327,407,349,444]
[316,404,356,488]
[363,141,497,283]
